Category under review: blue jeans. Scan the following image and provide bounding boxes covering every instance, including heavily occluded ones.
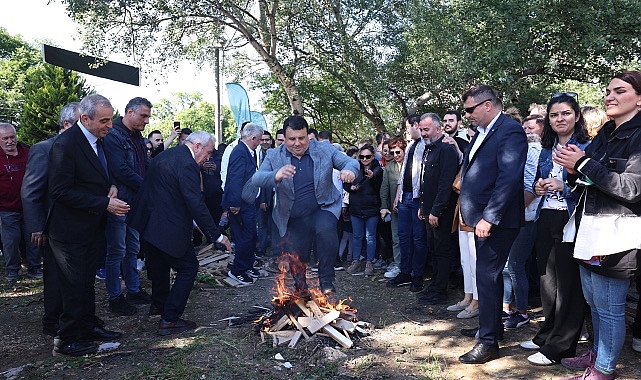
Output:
[397,192,427,277]
[0,211,39,273]
[350,215,378,262]
[580,266,630,374]
[502,221,536,310]
[105,214,141,299]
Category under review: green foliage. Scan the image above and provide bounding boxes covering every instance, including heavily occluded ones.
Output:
[18,65,90,145]
[0,28,41,125]
[61,0,641,138]
[150,92,236,146]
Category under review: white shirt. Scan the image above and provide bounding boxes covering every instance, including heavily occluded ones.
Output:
[468,112,501,161]
[77,120,99,156]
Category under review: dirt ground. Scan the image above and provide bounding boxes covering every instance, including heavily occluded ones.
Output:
[1,256,639,380]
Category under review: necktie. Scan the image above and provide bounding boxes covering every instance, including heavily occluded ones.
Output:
[96,139,109,177]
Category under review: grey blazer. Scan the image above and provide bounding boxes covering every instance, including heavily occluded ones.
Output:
[252,140,359,237]
[21,137,56,235]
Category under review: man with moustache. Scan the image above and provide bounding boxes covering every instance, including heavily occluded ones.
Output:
[21,102,80,336]
[0,122,35,281]
[48,94,130,356]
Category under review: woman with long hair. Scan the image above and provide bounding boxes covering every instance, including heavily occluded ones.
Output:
[380,137,407,278]
[555,71,641,380]
[520,92,590,366]
[345,144,383,276]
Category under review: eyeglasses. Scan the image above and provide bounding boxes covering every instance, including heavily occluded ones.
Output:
[464,99,492,114]
[359,154,373,160]
[551,92,578,99]
[390,150,402,155]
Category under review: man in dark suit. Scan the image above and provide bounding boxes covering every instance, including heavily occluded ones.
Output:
[457,84,527,364]
[128,131,231,336]
[223,123,263,285]
[47,94,130,357]
[21,102,78,337]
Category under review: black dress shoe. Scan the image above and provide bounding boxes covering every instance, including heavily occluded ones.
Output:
[43,326,58,337]
[158,318,197,336]
[461,327,479,338]
[148,304,163,318]
[459,342,499,364]
[82,326,122,341]
[53,339,98,357]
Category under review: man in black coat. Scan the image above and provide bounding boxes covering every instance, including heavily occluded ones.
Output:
[415,113,460,306]
[21,102,79,337]
[128,131,231,336]
[47,94,130,357]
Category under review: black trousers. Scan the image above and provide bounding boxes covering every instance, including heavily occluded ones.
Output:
[425,211,457,296]
[49,235,103,341]
[42,244,63,331]
[278,209,338,289]
[144,239,198,323]
[476,226,519,346]
[533,209,586,361]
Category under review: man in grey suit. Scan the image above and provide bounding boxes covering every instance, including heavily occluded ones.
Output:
[21,102,79,336]
[252,115,359,294]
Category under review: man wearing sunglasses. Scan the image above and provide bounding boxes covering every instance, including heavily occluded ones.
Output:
[458,84,528,364]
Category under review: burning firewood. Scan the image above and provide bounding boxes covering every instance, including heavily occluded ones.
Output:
[253,253,368,349]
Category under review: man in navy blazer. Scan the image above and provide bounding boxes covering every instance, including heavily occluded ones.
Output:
[457,85,527,364]
[223,123,263,285]
[128,131,231,336]
[48,95,130,356]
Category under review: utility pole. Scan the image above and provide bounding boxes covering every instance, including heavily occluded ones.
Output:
[214,47,222,146]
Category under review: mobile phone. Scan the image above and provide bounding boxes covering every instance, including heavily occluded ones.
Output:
[174,121,181,131]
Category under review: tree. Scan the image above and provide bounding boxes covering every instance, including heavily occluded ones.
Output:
[18,65,90,145]
[392,0,641,113]
[0,28,40,124]
[150,92,236,145]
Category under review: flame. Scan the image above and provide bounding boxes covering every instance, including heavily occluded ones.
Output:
[269,253,356,313]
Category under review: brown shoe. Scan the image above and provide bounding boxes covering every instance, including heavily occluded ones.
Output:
[158,318,197,336]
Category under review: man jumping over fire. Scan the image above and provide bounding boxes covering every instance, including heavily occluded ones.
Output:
[252,115,359,295]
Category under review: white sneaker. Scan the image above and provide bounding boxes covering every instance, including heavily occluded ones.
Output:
[384,265,400,278]
[520,340,540,350]
[633,337,641,353]
[527,352,557,366]
[137,259,145,272]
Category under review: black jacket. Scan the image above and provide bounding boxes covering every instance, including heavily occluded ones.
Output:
[344,159,383,218]
[571,111,641,216]
[419,135,459,218]
[103,117,148,204]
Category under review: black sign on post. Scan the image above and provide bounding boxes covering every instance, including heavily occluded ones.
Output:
[42,44,140,86]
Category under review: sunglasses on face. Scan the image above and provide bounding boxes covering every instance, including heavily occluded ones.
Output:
[359,154,373,160]
[551,92,578,102]
[464,98,492,114]
[390,150,402,155]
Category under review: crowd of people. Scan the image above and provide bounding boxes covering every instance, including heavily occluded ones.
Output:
[0,72,639,379]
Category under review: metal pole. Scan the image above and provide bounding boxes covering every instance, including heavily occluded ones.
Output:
[214,47,222,146]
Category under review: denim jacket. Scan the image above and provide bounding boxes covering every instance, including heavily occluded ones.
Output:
[534,134,590,220]
[104,118,148,204]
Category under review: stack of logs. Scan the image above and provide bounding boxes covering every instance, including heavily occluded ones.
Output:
[260,297,371,349]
